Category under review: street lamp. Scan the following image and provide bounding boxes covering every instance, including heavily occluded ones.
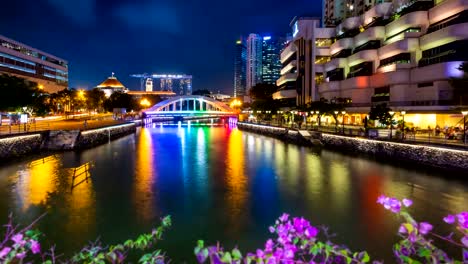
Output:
[334,111,339,133]
[401,111,406,140]
[140,98,151,108]
[389,111,395,139]
[341,111,346,134]
[462,111,468,144]
[315,111,320,129]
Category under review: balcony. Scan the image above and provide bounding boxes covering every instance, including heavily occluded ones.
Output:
[353,40,381,54]
[330,38,354,56]
[420,22,468,51]
[280,60,296,75]
[385,11,429,39]
[276,72,297,86]
[318,81,341,94]
[273,89,297,100]
[324,58,348,72]
[428,0,468,25]
[354,27,386,48]
[362,2,393,26]
[379,38,419,60]
[348,49,378,67]
[336,16,362,36]
[370,69,411,87]
[280,43,296,64]
[412,61,465,83]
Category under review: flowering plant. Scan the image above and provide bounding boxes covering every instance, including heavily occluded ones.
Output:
[377,195,468,263]
[195,213,372,264]
[0,215,171,263]
[195,195,468,264]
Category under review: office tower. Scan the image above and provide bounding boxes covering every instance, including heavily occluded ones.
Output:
[234,39,247,98]
[262,36,284,85]
[0,34,68,93]
[246,33,263,93]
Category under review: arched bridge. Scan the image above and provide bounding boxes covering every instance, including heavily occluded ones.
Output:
[143,96,237,122]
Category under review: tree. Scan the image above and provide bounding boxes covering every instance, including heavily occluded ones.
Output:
[449,62,468,106]
[86,88,106,112]
[192,89,211,96]
[249,83,278,101]
[0,74,44,111]
[104,92,137,112]
[369,103,393,127]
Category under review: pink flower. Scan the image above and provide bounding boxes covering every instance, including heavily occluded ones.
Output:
[419,222,433,235]
[279,213,289,222]
[377,195,387,204]
[304,226,319,238]
[398,225,407,234]
[457,212,468,229]
[0,247,11,258]
[30,240,41,254]
[16,252,26,259]
[256,249,265,258]
[443,215,455,224]
[402,199,413,208]
[11,234,24,245]
[269,226,275,233]
[264,239,274,252]
[461,236,468,248]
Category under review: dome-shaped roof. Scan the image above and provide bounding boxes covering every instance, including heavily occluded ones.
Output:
[97,74,126,88]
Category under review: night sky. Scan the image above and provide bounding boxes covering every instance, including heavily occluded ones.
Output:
[1,0,321,94]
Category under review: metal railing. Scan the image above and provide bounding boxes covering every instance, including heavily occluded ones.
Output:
[243,120,468,150]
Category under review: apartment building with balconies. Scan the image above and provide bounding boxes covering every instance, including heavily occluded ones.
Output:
[318,0,468,128]
[273,17,335,106]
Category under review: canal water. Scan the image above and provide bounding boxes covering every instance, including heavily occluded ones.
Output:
[0,126,466,262]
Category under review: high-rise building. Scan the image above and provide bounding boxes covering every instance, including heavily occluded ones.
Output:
[262,36,284,85]
[234,39,247,98]
[316,0,468,128]
[323,0,379,26]
[274,17,334,106]
[0,34,68,93]
[246,34,263,93]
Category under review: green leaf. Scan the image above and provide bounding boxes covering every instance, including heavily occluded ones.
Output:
[361,252,370,263]
[417,248,431,258]
[232,248,242,260]
[221,252,232,263]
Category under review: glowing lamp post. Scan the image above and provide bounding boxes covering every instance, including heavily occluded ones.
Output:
[341,111,346,134]
[140,98,151,108]
[334,111,339,133]
[316,111,320,129]
[389,111,395,139]
[462,111,468,144]
[401,111,406,140]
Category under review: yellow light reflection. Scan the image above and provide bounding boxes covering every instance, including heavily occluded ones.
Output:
[66,164,95,237]
[133,128,156,222]
[17,155,60,210]
[225,128,248,235]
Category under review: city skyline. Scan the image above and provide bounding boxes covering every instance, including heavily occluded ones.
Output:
[0,0,321,94]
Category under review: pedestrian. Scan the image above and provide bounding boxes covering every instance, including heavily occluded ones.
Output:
[84,120,88,129]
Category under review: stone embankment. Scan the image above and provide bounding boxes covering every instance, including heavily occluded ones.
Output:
[237,122,468,171]
[0,123,137,161]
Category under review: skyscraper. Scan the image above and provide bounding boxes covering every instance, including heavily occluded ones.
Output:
[262,36,284,85]
[246,33,263,93]
[234,39,246,98]
[323,0,377,26]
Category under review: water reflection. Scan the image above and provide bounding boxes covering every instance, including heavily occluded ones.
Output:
[0,127,466,262]
[225,128,248,235]
[133,128,156,222]
[16,155,60,210]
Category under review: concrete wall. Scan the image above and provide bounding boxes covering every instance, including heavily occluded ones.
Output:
[76,123,136,149]
[237,122,468,171]
[0,134,43,160]
[0,123,137,161]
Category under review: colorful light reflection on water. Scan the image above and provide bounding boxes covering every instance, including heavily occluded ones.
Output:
[0,126,466,262]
